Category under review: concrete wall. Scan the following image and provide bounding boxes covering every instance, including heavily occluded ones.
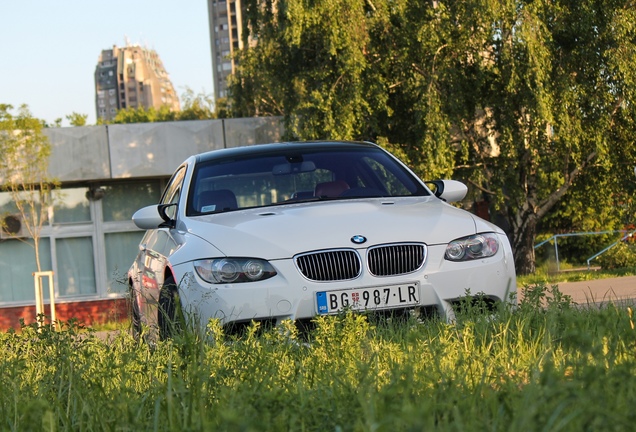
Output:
[44,117,285,181]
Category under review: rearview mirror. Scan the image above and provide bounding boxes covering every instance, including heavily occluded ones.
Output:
[272,161,316,175]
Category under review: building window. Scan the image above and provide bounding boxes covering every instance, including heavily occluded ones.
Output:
[56,237,96,297]
[101,181,162,222]
[0,238,52,302]
[104,232,144,294]
[52,188,91,224]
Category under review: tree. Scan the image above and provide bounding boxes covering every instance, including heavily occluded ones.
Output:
[452,1,636,273]
[0,104,59,272]
[108,105,178,124]
[102,88,224,124]
[179,88,217,120]
[229,0,636,274]
[66,112,88,127]
[231,0,381,141]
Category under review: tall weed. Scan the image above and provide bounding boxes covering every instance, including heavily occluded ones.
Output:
[2,286,636,431]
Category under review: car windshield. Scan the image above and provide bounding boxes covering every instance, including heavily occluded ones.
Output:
[186,146,429,215]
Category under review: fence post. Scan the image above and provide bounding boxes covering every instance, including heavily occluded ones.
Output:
[554,236,560,272]
[33,271,56,330]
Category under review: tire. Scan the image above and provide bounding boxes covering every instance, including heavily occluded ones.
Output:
[129,285,142,340]
[158,275,182,340]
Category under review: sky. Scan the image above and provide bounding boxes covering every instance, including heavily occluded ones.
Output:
[0,1,213,126]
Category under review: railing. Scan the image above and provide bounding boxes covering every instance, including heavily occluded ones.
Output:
[534,230,632,272]
[586,230,636,270]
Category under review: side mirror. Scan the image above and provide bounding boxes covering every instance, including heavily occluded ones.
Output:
[157,203,177,228]
[427,180,468,203]
[132,205,174,230]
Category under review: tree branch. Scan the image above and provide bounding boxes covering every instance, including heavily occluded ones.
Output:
[536,150,597,219]
[468,178,510,201]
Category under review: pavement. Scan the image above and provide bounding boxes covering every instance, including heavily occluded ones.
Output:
[520,276,636,306]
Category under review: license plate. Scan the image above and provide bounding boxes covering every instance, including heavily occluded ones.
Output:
[316,282,420,315]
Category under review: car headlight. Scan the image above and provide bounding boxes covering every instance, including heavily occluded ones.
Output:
[194,258,277,283]
[445,233,499,261]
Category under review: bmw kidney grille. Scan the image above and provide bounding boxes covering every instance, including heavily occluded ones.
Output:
[295,243,426,281]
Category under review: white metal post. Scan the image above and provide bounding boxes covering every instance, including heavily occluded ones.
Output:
[33,271,56,330]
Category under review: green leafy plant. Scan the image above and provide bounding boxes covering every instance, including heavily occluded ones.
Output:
[596,242,636,270]
[3,293,636,430]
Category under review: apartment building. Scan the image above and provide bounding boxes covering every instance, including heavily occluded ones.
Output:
[95,44,180,122]
[208,0,253,101]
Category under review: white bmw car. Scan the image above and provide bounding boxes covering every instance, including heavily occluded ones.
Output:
[128,141,516,339]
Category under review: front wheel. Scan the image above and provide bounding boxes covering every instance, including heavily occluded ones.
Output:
[157,275,182,340]
[129,285,142,340]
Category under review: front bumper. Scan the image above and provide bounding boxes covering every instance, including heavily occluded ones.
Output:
[173,238,516,327]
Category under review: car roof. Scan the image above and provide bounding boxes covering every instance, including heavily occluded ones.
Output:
[195,141,381,164]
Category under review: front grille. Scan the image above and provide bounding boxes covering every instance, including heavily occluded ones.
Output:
[367,243,426,276]
[295,249,361,281]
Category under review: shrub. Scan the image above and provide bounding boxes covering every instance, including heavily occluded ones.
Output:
[596,242,636,270]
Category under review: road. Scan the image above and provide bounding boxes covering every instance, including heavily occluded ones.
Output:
[521,276,636,306]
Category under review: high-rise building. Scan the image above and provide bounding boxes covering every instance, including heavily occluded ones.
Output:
[94,44,180,122]
[207,0,254,102]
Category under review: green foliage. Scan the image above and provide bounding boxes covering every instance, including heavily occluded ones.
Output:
[0,104,59,271]
[109,105,178,124]
[178,88,217,120]
[4,292,636,430]
[65,112,88,127]
[102,88,222,125]
[596,242,636,270]
[229,0,636,275]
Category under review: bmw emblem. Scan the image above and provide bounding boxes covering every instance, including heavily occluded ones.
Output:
[351,235,367,244]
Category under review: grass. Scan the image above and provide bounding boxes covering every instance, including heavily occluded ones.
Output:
[2,286,636,431]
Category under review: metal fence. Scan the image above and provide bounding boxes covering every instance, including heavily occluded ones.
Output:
[534,230,635,271]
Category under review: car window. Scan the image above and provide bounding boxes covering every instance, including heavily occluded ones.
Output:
[360,157,413,196]
[160,166,186,219]
[186,147,428,215]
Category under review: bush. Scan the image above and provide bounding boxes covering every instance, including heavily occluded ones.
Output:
[596,241,636,270]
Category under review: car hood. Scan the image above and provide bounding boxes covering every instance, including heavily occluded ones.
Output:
[184,197,499,259]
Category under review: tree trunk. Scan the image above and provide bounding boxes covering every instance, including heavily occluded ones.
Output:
[33,236,42,273]
[510,207,538,275]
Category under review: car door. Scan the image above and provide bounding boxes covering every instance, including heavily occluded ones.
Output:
[134,165,187,328]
